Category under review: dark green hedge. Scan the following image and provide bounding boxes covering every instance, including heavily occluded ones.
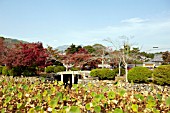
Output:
[90,68,116,80]
[54,66,66,73]
[2,66,8,75]
[70,67,80,71]
[45,66,55,73]
[127,66,152,83]
[153,65,170,85]
[114,68,125,76]
[0,66,3,74]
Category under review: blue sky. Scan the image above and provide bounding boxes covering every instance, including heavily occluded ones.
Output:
[0,0,170,52]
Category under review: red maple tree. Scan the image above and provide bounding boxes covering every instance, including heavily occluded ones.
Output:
[3,42,48,68]
[60,48,92,71]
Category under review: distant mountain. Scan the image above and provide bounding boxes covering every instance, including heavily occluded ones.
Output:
[0,36,28,48]
[57,45,70,52]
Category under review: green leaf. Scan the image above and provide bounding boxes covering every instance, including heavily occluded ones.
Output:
[165,96,170,107]
[135,94,144,101]
[103,87,109,92]
[35,106,41,111]
[85,103,91,110]
[43,90,48,97]
[28,108,35,113]
[52,109,57,113]
[1,108,5,113]
[91,92,97,97]
[69,106,81,113]
[40,77,45,83]
[50,99,58,108]
[147,95,155,103]
[8,105,13,111]
[56,92,63,101]
[17,103,22,109]
[94,94,101,102]
[108,91,116,100]
[156,93,162,101]
[22,85,29,91]
[94,106,101,113]
[17,92,22,99]
[92,101,97,107]
[152,108,160,113]
[113,108,123,113]
[119,89,126,97]
[131,104,138,112]
[5,96,12,104]
[58,81,63,86]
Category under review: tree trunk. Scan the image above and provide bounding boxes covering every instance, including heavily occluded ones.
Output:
[125,63,128,82]
[118,62,121,76]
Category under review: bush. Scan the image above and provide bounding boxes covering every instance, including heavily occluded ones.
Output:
[153,65,170,85]
[90,69,100,77]
[70,67,80,71]
[8,68,18,76]
[54,66,66,73]
[114,68,125,76]
[90,68,116,80]
[2,66,9,75]
[0,66,3,74]
[127,66,152,83]
[45,66,55,73]
[22,67,37,76]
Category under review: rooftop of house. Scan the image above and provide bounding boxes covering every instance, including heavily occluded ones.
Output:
[150,54,163,62]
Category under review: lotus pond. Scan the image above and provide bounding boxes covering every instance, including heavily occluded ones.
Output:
[0,76,170,113]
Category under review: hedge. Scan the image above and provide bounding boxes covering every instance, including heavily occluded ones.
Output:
[45,66,55,73]
[127,66,152,83]
[2,66,9,75]
[54,66,66,73]
[90,68,116,80]
[153,65,170,85]
[70,67,80,71]
[0,66,3,74]
[114,68,125,76]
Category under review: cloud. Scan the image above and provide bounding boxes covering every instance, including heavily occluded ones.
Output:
[121,17,149,23]
[63,17,170,52]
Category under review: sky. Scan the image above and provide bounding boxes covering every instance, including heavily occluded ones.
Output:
[0,0,170,52]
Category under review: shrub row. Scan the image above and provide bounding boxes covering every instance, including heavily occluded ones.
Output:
[90,68,117,80]
[0,66,3,74]
[1,66,37,76]
[45,66,66,73]
[127,67,152,83]
[152,65,170,85]
[127,66,170,85]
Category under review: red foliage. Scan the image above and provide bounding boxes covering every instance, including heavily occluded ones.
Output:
[0,37,5,65]
[60,48,92,69]
[3,42,48,68]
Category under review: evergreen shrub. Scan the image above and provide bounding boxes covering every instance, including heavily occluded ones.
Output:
[90,68,116,80]
[54,66,66,73]
[8,68,17,76]
[22,67,37,76]
[114,68,125,76]
[127,66,152,83]
[153,65,170,85]
[70,67,80,71]
[0,66,3,74]
[45,66,55,73]
[2,66,9,75]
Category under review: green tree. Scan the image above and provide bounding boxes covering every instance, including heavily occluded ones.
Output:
[65,44,82,54]
[83,45,96,53]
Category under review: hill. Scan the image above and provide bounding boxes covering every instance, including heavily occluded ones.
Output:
[0,36,28,47]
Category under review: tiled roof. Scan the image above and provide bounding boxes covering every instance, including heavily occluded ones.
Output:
[150,54,163,62]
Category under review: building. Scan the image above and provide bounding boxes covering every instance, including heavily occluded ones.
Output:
[143,54,163,68]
